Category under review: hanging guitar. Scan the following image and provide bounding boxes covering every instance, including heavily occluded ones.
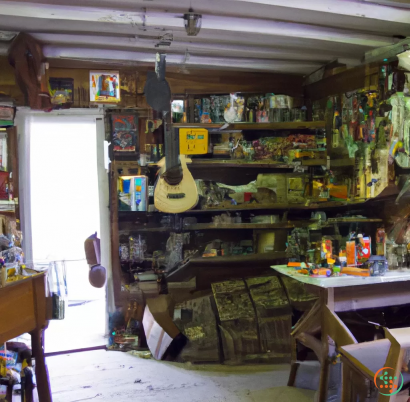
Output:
[144,53,199,213]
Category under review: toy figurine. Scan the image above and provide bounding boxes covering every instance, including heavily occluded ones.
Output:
[365,255,388,276]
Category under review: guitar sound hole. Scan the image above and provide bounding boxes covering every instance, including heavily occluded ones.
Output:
[168,193,185,199]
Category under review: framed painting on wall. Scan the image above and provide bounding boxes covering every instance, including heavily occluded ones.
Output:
[111,114,138,154]
[90,71,120,103]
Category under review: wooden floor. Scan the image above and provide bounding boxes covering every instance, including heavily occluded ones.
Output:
[43,350,315,402]
[5,350,409,401]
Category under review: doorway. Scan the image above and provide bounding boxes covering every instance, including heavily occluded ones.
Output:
[29,115,106,353]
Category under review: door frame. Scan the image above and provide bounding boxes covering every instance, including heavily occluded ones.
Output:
[15,108,114,316]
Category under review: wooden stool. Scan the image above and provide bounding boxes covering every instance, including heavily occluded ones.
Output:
[340,328,410,402]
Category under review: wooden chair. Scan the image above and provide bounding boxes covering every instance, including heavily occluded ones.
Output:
[340,328,410,402]
[287,301,359,402]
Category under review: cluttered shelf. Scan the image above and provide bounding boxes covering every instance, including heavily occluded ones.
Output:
[172,121,325,130]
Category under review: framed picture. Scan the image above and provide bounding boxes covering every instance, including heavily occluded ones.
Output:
[49,77,74,103]
[111,114,138,153]
[90,71,120,103]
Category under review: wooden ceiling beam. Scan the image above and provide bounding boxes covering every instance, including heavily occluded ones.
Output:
[31,33,362,65]
[19,28,373,57]
[0,1,398,47]
[2,0,406,74]
[228,0,410,24]
[42,45,324,74]
[5,0,410,29]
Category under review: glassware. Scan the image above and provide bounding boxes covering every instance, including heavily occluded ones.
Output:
[47,261,68,320]
[129,235,147,262]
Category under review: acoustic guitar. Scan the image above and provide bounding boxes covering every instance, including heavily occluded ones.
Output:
[144,52,198,213]
[154,124,199,213]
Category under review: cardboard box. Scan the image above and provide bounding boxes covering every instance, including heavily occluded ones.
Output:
[143,295,182,360]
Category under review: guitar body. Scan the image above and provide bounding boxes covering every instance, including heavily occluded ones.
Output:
[154,155,199,213]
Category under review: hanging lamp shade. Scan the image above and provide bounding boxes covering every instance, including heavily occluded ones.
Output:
[183,9,202,36]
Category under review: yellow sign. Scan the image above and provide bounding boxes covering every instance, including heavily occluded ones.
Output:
[179,128,208,155]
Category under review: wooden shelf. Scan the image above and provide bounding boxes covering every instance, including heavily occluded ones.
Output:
[188,252,287,265]
[0,200,16,212]
[118,201,366,217]
[189,159,294,169]
[120,218,379,233]
[187,222,293,230]
[150,158,326,169]
[119,226,171,234]
[325,218,383,224]
[191,201,356,212]
[121,222,304,233]
[122,252,287,267]
[172,121,325,130]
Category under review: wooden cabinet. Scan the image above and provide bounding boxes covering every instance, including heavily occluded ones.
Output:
[0,273,52,402]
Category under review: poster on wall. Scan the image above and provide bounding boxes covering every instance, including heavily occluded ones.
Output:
[0,106,15,127]
[49,77,74,104]
[111,114,138,153]
[90,71,120,103]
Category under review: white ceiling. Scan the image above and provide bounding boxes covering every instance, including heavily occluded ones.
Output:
[0,0,410,74]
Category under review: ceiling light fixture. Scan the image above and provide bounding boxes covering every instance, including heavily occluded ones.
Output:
[183,8,202,37]
[0,31,18,41]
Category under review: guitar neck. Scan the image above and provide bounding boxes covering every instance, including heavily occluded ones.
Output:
[164,121,180,171]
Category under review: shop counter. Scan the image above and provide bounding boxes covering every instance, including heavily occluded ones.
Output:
[0,273,52,402]
[271,265,410,402]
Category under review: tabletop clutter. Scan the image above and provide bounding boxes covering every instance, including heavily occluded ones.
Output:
[0,214,27,288]
[286,225,402,279]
